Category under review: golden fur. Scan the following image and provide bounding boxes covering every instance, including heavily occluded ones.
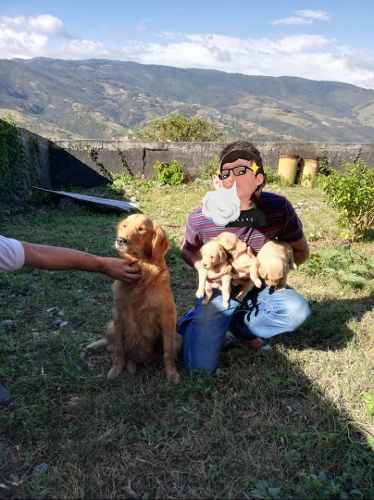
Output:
[195,240,232,308]
[87,214,179,383]
[256,240,296,289]
[215,232,262,300]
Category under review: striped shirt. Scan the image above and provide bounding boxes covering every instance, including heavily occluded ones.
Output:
[183,191,304,255]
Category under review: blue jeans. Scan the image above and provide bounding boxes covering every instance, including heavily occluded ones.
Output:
[178,286,311,374]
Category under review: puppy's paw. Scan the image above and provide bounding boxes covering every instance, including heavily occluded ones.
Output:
[166,369,180,384]
[223,300,230,309]
[195,290,204,299]
[254,278,262,288]
[107,365,123,380]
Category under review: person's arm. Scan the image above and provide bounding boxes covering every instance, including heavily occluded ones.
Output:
[22,242,141,282]
[181,240,202,270]
[288,236,310,266]
[278,198,309,265]
[180,212,203,270]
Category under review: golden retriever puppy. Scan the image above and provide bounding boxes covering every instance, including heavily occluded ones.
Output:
[196,240,232,308]
[215,232,262,301]
[256,240,296,289]
[87,214,179,383]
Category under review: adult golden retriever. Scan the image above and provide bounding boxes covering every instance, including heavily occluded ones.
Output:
[87,214,180,383]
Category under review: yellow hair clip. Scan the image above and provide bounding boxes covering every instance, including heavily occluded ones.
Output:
[250,162,260,174]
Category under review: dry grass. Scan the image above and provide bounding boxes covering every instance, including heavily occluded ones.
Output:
[0,181,373,499]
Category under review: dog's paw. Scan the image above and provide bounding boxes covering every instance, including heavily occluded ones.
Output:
[166,370,180,384]
[195,290,204,299]
[107,365,123,380]
[254,278,262,288]
[223,300,230,309]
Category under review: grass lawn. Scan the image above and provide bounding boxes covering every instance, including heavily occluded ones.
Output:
[0,180,373,499]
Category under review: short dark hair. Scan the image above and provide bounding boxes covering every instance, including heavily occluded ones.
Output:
[219,141,266,192]
[219,141,264,170]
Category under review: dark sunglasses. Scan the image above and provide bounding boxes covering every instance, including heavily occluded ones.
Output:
[218,165,257,180]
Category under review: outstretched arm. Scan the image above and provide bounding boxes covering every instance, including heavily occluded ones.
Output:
[22,242,141,282]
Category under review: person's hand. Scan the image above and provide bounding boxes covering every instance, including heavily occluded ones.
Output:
[99,257,141,282]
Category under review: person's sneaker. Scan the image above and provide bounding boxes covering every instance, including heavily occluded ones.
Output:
[241,337,272,352]
[222,331,240,351]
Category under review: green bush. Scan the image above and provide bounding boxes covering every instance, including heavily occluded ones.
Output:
[153,159,185,185]
[301,246,374,290]
[264,166,280,184]
[319,162,374,241]
[199,154,220,180]
[0,117,40,205]
[110,172,155,194]
[138,114,224,142]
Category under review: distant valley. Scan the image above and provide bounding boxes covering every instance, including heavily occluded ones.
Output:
[1,57,374,143]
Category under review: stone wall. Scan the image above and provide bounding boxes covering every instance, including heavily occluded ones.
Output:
[54,139,374,181]
[52,140,223,178]
[16,125,374,190]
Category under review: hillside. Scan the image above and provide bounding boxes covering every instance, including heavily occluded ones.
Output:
[1,57,374,142]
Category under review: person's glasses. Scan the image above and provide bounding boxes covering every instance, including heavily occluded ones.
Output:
[218,165,254,180]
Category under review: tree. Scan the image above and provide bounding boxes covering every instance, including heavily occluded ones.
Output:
[137,114,224,142]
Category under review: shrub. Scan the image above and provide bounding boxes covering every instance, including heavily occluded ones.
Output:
[110,173,155,195]
[264,166,279,184]
[300,245,374,290]
[320,161,374,241]
[0,117,40,205]
[199,154,220,180]
[318,155,333,176]
[153,159,185,185]
[137,114,224,142]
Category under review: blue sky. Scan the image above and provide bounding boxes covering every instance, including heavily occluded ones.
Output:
[1,1,374,88]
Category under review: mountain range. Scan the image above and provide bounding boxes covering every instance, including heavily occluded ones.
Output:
[1,57,374,143]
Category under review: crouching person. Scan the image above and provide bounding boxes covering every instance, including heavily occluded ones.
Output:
[178,141,312,374]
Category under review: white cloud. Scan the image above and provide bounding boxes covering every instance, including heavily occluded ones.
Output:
[272,16,313,26]
[0,14,63,58]
[1,13,374,89]
[272,9,330,26]
[63,39,109,58]
[119,33,374,88]
[28,14,63,34]
[295,10,330,21]
[276,34,330,53]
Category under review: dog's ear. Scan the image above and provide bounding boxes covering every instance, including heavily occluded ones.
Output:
[288,249,297,269]
[218,246,227,263]
[151,224,169,262]
[236,239,247,253]
[258,264,267,279]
